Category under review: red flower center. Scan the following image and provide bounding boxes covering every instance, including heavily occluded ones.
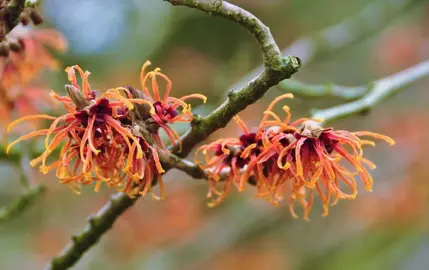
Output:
[153,101,178,123]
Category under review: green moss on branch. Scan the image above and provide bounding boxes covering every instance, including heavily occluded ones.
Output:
[175,56,300,157]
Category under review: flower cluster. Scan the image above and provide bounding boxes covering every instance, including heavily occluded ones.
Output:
[195,94,395,219]
[0,27,67,129]
[7,61,206,198]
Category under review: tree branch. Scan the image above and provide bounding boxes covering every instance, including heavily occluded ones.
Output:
[47,193,136,270]
[166,0,301,157]
[45,1,299,269]
[175,62,299,158]
[279,56,429,101]
[313,59,429,123]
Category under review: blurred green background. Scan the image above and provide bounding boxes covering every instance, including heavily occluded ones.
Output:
[1,0,429,269]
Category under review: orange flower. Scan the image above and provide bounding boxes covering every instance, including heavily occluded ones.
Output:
[7,65,165,197]
[196,94,395,219]
[195,94,297,207]
[195,136,243,207]
[139,61,206,151]
[275,120,395,219]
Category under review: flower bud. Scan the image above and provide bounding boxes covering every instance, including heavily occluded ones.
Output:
[298,120,325,139]
[8,40,21,52]
[30,9,44,25]
[19,12,30,26]
[65,84,90,110]
[0,42,10,57]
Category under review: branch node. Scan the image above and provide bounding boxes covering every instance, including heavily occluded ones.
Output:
[280,56,301,75]
[211,0,222,12]
[190,114,202,127]
[88,215,97,227]
[227,89,237,101]
[358,107,371,116]
[71,235,79,244]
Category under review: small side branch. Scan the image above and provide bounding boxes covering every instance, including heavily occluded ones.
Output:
[166,0,301,157]
[159,152,208,179]
[176,61,300,158]
[278,79,368,100]
[312,59,429,123]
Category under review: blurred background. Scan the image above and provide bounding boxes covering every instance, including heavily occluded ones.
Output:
[1,0,429,269]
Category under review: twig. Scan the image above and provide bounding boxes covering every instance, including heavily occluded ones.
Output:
[167,0,300,157]
[279,58,429,101]
[0,184,45,222]
[46,1,299,269]
[279,79,368,100]
[47,193,136,270]
[313,59,429,123]
[159,151,207,179]
[160,152,243,184]
[5,0,26,31]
